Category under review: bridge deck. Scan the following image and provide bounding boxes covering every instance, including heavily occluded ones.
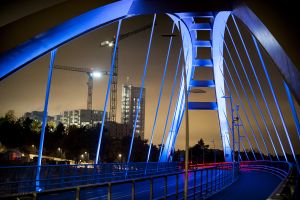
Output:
[208,169,281,200]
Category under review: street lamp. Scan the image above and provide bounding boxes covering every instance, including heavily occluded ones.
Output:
[118,153,122,162]
[222,95,235,162]
[100,40,114,47]
[91,71,102,78]
[57,147,62,158]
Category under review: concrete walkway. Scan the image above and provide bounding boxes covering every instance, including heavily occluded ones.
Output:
[208,169,281,200]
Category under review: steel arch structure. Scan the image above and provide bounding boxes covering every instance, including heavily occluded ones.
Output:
[0,0,299,163]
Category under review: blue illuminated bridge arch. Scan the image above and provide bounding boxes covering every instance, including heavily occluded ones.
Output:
[0,0,299,163]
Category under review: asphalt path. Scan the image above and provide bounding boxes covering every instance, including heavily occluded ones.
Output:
[207,168,281,200]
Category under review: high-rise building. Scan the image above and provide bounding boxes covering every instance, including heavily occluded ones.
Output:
[61,109,106,127]
[121,84,145,139]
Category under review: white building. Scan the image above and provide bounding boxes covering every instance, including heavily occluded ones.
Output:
[121,84,145,139]
[61,109,106,127]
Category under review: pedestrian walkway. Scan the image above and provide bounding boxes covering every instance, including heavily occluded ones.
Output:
[208,169,281,200]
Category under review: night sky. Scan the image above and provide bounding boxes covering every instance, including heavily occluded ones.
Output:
[0,0,299,155]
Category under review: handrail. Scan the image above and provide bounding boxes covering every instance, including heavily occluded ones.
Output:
[0,162,239,200]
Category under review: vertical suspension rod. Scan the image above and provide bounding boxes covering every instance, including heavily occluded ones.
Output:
[242,141,250,161]
[127,14,157,163]
[36,49,57,191]
[222,54,264,159]
[218,51,258,160]
[158,48,182,161]
[252,35,299,168]
[146,23,175,162]
[163,46,190,161]
[95,20,122,164]
[231,16,279,160]
[223,40,271,160]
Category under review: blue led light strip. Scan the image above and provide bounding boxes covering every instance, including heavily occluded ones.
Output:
[158,47,182,161]
[128,14,157,163]
[252,35,299,170]
[36,49,57,191]
[222,55,264,159]
[95,20,122,164]
[223,40,270,160]
[146,23,175,162]
[231,16,279,160]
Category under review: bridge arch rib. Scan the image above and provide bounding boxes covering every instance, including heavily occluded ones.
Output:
[0,0,299,162]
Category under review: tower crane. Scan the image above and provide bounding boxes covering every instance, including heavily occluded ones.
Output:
[53,64,113,110]
[100,22,156,122]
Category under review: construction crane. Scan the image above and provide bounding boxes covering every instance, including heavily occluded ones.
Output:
[100,22,156,122]
[54,64,112,110]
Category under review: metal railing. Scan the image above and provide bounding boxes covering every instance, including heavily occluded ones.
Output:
[0,162,239,199]
[0,162,181,196]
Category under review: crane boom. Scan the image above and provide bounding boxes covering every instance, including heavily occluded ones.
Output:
[54,64,110,110]
[54,64,110,75]
[119,23,156,41]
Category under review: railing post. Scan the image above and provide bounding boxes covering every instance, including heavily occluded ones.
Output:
[131,180,135,200]
[194,171,196,199]
[108,183,112,200]
[176,174,179,200]
[164,176,167,199]
[76,187,80,200]
[150,177,153,200]
[200,170,203,199]
[33,192,37,200]
[206,169,208,197]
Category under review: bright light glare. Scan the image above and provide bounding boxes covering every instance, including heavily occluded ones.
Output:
[92,72,102,78]
[108,42,114,47]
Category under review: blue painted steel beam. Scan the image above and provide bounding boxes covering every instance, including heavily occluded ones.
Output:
[212,11,232,162]
[179,12,214,18]
[231,16,279,160]
[160,17,194,162]
[188,102,218,110]
[193,40,212,47]
[146,23,175,163]
[189,80,215,87]
[128,14,156,163]
[36,49,57,191]
[189,23,212,30]
[95,20,123,164]
[192,59,213,67]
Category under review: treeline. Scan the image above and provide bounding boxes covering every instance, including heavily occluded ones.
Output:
[0,111,160,163]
